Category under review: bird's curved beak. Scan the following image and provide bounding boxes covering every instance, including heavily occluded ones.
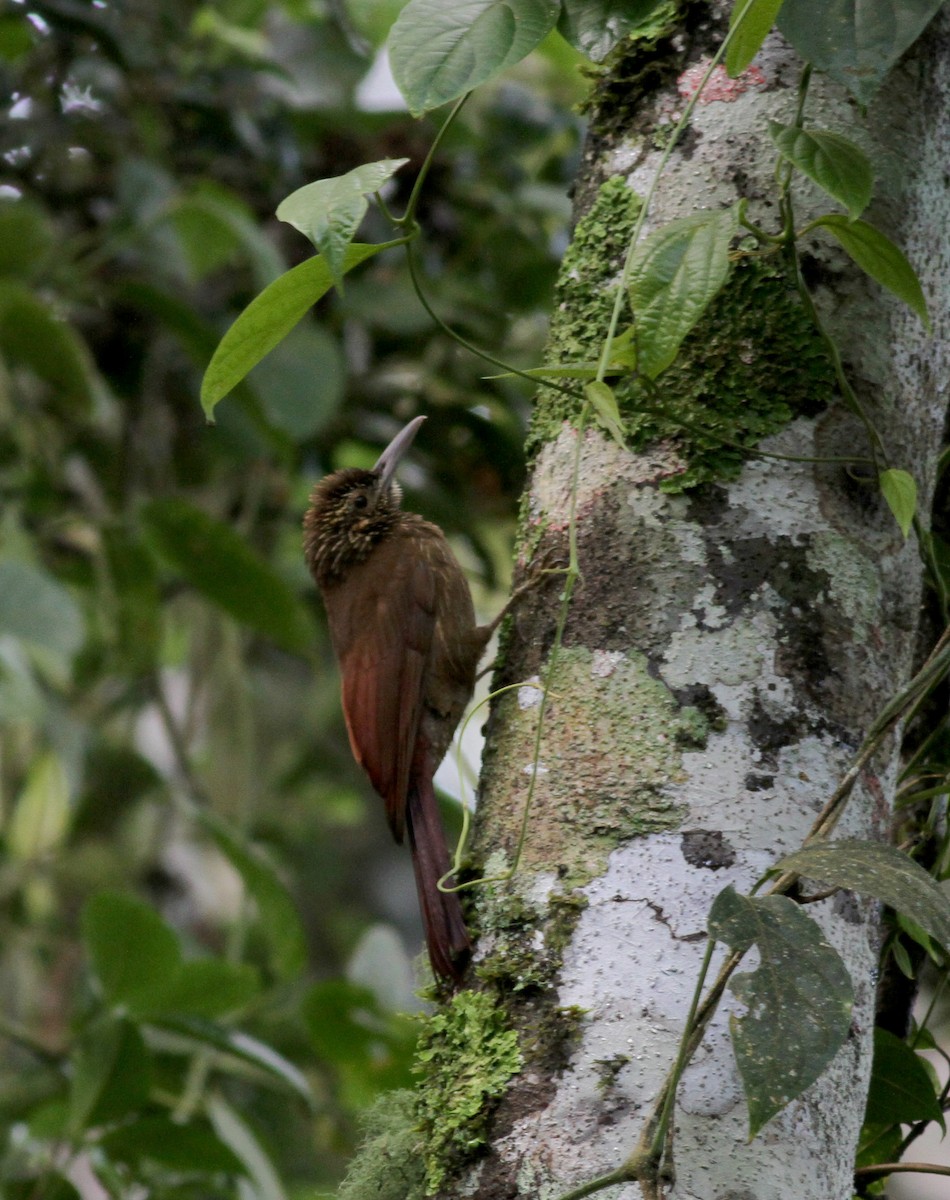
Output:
[373,415,426,491]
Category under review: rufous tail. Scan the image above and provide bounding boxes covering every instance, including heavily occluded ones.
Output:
[405,776,471,984]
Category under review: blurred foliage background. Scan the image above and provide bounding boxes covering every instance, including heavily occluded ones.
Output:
[0,0,584,1194]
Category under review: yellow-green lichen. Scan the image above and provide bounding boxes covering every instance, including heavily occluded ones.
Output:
[527,174,642,458]
[337,1089,426,1200]
[481,646,696,886]
[413,989,523,1194]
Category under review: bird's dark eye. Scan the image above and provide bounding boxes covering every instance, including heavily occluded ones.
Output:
[353,494,368,510]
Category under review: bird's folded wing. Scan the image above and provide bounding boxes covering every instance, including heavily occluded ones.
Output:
[332,540,436,842]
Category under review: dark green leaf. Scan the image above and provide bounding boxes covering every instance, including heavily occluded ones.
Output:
[277,160,408,286]
[726,0,784,76]
[82,892,182,1012]
[199,810,307,980]
[628,206,739,378]
[68,1016,151,1134]
[584,381,626,448]
[815,215,929,326]
[778,0,944,104]
[890,937,915,978]
[389,0,559,115]
[709,886,853,1135]
[201,242,392,416]
[0,15,34,63]
[557,0,666,62]
[855,1120,903,1169]
[879,468,916,538]
[4,1177,80,1200]
[0,199,53,278]
[865,1027,943,1125]
[140,497,314,653]
[777,840,950,950]
[768,123,873,219]
[101,1116,245,1175]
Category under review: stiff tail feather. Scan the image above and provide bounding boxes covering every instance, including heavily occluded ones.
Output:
[405,777,471,983]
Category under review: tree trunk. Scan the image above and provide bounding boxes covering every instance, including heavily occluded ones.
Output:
[459,7,950,1200]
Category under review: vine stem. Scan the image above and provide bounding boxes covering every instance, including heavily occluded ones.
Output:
[855,1162,950,1181]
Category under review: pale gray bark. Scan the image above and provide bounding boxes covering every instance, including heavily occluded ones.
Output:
[465,8,950,1200]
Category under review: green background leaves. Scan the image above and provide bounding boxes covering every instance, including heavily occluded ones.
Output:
[141,498,315,652]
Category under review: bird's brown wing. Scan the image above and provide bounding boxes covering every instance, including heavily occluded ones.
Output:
[326,535,436,843]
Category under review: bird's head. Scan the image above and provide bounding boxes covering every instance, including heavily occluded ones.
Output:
[303,416,425,586]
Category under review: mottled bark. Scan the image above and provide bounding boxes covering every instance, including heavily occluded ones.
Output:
[463,7,950,1200]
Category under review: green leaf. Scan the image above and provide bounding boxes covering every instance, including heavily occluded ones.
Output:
[855,1120,903,1170]
[556,0,666,62]
[0,561,84,664]
[0,282,97,413]
[628,206,739,379]
[865,1028,943,1126]
[389,0,559,115]
[102,526,162,672]
[148,960,261,1019]
[584,381,626,448]
[778,840,950,950]
[778,0,945,104]
[768,124,873,219]
[347,0,409,49]
[725,0,785,76]
[303,980,382,1066]
[251,322,345,441]
[68,1016,151,1134]
[7,751,71,860]
[140,497,314,653]
[708,886,853,1135]
[199,810,307,980]
[815,215,929,327]
[171,184,284,289]
[101,1116,245,1175]
[879,468,917,538]
[201,242,392,417]
[0,15,35,63]
[277,160,408,287]
[154,1016,313,1105]
[82,892,182,1012]
[207,1093,289,1200]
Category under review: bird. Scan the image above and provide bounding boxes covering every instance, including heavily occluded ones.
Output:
[303,416,507,984]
